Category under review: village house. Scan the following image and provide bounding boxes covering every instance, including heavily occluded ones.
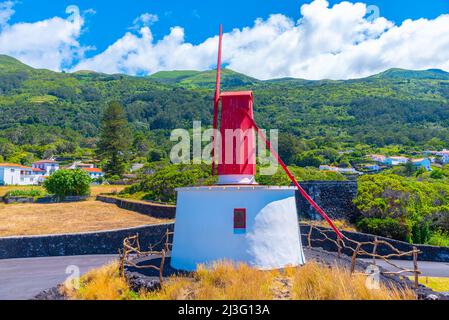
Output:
[67,161,95,170]
[82,168,105,180]
[32,160,59,176]
[0,163,45,186]
[411,158,432,171]
[368,154,386,163]
[319,165,362,175]
[384,156,409,166]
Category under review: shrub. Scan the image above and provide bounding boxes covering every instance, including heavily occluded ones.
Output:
[43,169,91,198]
[5,189,43,198]
[427,230,449,247]
[356,217,412,242]
[121,163,214,203]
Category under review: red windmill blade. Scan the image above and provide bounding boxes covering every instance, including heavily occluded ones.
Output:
[211,24,223,176]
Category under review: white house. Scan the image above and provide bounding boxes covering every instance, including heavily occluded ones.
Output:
[0,163,45,186]
[32,160,59,176]
[319,165,362,175]
[67,161,95,170]
[411,158,432,171]
[82,168,104,180]
[369,154,387,163]
[385,156,409,166]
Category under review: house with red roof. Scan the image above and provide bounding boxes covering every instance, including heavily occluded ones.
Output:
[82,167,105,180]
[32,160,60,176]
[0,163,44,185]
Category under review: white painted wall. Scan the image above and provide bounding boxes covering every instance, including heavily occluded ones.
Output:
[171,186,305,271]
[0,167,21,185]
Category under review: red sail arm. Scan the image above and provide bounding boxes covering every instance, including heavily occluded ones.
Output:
[245,113,343,239]
[212,24,223,176]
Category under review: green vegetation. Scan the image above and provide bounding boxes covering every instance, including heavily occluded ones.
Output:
[4,189,43,198]
[1,55,449,169]
[119,162,345,204]
[354,173,449,245]
[97,101,132,177]
[43,169,91,198]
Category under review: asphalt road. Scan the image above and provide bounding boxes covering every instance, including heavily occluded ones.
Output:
[361,259,449,278]
[0,255,117,300]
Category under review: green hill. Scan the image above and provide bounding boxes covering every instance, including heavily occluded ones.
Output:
[370,68,449,80]
[149,68,259,88]
[1,54,449,165]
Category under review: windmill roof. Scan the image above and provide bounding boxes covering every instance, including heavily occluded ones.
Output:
[221,91,253,97]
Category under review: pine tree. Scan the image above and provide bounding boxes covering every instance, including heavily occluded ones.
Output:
[97,101,132,177]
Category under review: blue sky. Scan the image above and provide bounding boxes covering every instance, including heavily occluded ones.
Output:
[1,0,449,79]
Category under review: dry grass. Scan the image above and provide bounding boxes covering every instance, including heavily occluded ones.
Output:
[0,185,126,197]
[290,263,415,300]
[66,261,416,301]
[302,219,357,232]
[0,201,171,237]
[63,262,137,300]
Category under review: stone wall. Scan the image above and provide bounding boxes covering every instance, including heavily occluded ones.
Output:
[300,224,449,263]
[296,181,359,222]
[0,223,175,260]
[96,196,176,219]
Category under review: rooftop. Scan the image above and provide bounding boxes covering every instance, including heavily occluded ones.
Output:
[221,91,253,97]
[83,168,103,173]
[33,160,58,164]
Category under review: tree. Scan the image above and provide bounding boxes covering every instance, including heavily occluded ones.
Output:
[44,169,91,198]
[97,101,132,177]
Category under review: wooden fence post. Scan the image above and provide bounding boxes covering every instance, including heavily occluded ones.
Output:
[308,226,313,248]
[372,237,378,266]
[413,246,419,289]
[351,243,362,274]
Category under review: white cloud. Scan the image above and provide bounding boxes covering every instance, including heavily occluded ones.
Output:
[132,13,158,28]
[0,0,14,27]
[74,0,449,80]
[0,3,88,71]
[2,0,449,79]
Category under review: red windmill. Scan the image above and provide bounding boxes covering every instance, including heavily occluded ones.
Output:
[211,25,342,238]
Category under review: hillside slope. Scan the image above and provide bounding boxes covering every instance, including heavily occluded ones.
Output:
[1,55,449,163]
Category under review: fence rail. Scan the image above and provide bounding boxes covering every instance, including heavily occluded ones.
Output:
[306,224,421,288]
[119,229,173,284]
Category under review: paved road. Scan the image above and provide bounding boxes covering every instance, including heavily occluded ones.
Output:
[0,255,117,300]
[361,259,449,278]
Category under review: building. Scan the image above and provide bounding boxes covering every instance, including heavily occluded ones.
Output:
[369,154,386,163]
[319,165,362,175]
[0,163,45,186]
[67,161,95,170]
[82,168,104,180]
[32,160,59,176]
[411,158,432,171]
[384,156,409,166]
[359,164,381,172]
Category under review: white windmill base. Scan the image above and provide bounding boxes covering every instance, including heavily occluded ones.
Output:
[171,186,306,271]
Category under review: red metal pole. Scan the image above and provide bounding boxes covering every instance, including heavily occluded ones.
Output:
[212,24,223,176]
[245,113,343,239]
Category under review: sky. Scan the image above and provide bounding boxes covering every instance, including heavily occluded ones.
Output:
[0,0,448,80]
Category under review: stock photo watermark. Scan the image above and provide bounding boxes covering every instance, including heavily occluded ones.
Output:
[65,265,81,290]
[170,121,279,176]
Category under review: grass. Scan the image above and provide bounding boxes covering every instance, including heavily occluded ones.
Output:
[0,201,171,237]
[63,261,416,301]
[301,219,357,232]
[412,277,449,292]
[0,185,126,198]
